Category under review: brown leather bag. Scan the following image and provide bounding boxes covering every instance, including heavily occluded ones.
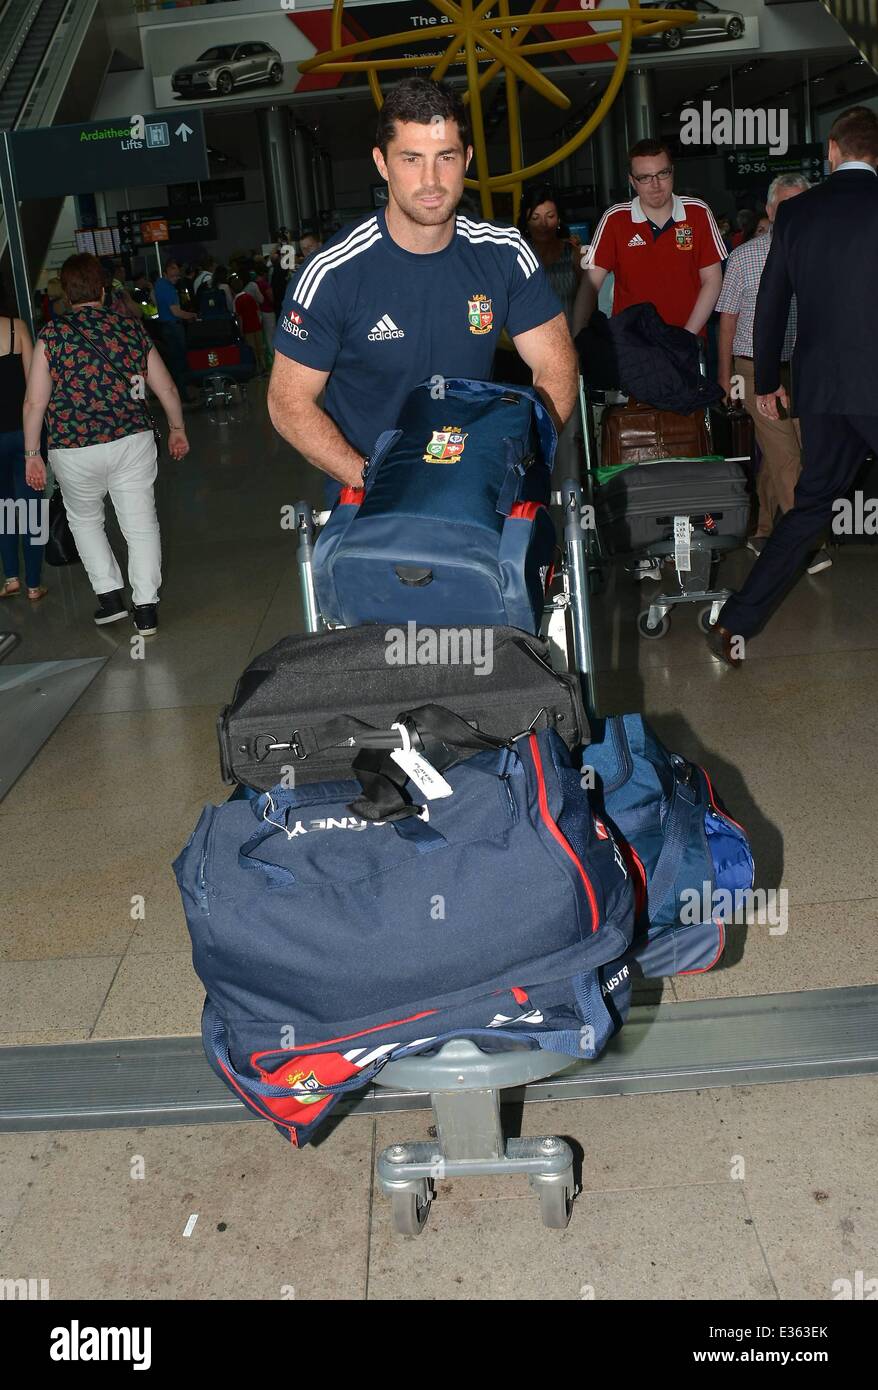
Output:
[601,398,711,468]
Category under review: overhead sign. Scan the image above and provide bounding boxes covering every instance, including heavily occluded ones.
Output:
[724,143,826,190]
[169,177,246,207]
[117,203,217,253]
[142,219,170,245]
[9,111,209,200]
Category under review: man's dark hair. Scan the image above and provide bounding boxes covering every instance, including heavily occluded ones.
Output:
[628,137,674,167]
[375,77,471,156]
[828,105,878,164]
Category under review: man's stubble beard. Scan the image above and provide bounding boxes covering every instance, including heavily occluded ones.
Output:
[392,186,460,228]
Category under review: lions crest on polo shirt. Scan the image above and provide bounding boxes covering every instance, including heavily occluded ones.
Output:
[467,294,494,334]
[675,223,694,251]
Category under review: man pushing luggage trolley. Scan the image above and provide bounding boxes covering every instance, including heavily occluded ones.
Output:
[267,76,578,502]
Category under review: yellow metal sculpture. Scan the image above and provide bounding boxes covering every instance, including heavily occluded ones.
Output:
[298,2,697,218]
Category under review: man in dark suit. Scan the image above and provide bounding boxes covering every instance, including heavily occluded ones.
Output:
[707,106,878,666]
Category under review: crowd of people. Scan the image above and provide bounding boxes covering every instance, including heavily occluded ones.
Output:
[0,235,319,631]
[3,77,876,657]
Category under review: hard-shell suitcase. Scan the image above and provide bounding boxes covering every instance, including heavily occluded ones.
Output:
[217,623,590,792]
[595,459,750,555]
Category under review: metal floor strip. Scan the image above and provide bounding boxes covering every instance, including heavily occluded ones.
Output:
[1,987,876,1132]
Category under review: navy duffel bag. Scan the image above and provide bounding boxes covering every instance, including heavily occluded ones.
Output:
[174,717,635,1145]
[312,378,558,634]
[587,714,755,977]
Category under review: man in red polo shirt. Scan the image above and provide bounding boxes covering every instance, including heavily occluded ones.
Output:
[572,138,727,336]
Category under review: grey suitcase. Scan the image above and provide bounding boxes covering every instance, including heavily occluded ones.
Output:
[595,459,750,556]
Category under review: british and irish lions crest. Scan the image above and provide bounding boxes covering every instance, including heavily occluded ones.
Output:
[468,293,493,335]
[423,427,468,464]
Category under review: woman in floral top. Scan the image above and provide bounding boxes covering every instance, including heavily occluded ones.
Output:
[22,253,190,635]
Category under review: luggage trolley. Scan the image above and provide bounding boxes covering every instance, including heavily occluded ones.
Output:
[580,381,751,641]
[292,475,598,1234]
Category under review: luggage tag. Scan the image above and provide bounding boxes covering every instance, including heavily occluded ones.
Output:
[673,515,692,573]
[389,722,453,800]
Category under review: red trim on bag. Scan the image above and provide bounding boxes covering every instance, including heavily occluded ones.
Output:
[511,986,529,1005]
[216,1056,300,1145]
[528,732,599,934]
[544,562,556,594]
[678,919,726,975]
[251,1008,438,1066]
[700,767,747,835]
[508,501,544,520]
[338,486,365,506]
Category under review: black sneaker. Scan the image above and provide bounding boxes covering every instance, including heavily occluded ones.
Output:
[94,590,128,626]
[132,604,158,636]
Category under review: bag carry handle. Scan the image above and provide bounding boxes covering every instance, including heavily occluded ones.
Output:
[349,703,512,823]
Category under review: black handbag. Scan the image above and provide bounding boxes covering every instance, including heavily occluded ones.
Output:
[45,488,80,567]
[65,319,163,457]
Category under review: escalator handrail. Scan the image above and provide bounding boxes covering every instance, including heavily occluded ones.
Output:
[0,0,43,92]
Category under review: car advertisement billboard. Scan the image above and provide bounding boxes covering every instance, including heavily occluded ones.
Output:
[143,0,770,111]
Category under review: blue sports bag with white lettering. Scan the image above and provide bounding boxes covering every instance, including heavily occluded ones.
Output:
[175,716,635,1144]
[312,378,558,634]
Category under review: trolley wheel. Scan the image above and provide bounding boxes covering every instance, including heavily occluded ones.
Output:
[638,608,671,640]
[390,1186,432,1236]
[697,605,717,635]
[534,1177,574,1229]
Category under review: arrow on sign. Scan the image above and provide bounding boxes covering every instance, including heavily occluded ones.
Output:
[175,123,193,143]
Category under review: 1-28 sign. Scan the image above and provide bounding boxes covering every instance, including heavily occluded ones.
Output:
[118,203,216,250]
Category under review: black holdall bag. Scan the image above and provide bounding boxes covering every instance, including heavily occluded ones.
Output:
[45,488,81,567]
[217,623,590,792]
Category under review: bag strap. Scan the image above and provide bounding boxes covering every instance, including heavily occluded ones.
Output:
[64,318,155,437]
[349,703,512,823]
[644,760,700,920]
[496,437,538,516]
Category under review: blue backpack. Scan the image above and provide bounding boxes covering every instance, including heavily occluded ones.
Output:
[312,378,558,635]
[196,283,231,318]
[174,718,635,1145]
[587,715,755,978]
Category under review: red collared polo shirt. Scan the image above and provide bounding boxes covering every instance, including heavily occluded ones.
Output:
[589,194,727,329]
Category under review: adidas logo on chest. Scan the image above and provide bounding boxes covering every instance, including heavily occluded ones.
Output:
[368,314,405,341]
[628,233,648,247]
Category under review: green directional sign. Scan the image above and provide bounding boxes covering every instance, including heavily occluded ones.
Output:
[9,111,209,199]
